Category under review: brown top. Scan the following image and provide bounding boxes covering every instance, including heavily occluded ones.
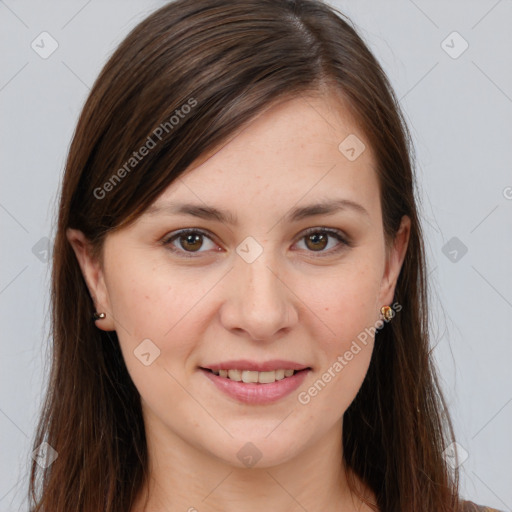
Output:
[460,500,504,512]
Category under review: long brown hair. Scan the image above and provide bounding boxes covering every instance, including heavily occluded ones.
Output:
[29,0,459,510]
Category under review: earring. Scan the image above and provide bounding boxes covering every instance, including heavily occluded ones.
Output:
[93,312,106,320]
[380,305,394,321]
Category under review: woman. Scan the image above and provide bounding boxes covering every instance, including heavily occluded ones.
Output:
[28,0,503,511]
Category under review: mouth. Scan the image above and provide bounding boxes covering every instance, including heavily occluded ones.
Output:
[200,367,310,384]
[199,361,312,404]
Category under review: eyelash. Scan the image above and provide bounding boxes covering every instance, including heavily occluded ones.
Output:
[161,227,352,259]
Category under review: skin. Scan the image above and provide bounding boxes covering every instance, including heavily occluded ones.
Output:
[68,92,410,512]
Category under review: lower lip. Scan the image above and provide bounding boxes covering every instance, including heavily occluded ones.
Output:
[200,368,310,404]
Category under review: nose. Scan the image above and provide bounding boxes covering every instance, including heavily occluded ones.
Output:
[219,247,298,342]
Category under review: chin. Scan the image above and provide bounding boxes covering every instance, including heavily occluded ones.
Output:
[202,431,309,470]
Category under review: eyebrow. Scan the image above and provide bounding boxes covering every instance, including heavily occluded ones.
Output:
[144,198,369,225]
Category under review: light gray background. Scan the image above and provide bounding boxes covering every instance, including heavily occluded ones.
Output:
[1,1,511,510]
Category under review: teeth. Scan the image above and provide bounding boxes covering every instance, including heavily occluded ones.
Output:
[228,369,242,381]
[242,370,259,383]
[209,368,301,383]
[258,371,276,384]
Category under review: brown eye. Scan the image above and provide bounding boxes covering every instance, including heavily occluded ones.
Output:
[163,229,219,257]
[294,228,350,256]
[304,232,329,251]
[179,233,204,252]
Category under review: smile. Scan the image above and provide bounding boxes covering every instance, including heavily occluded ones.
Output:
[199,362,311,404]
[207,368,298,383]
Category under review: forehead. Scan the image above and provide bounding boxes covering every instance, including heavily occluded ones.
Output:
[149,93,380,224]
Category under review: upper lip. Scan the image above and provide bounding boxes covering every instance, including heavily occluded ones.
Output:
[201,360,311,372]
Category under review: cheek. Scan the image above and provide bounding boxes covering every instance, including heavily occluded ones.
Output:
[304,257,382,345]
[106,252,212,339]
[297,260,381,411]
[299,318,375,419]
[105,258,205,421]
[105,254,226,378]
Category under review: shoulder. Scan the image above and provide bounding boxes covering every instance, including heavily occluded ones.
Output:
[459,500,504,512]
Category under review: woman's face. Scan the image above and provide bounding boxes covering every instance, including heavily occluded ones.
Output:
[69,93,409,469]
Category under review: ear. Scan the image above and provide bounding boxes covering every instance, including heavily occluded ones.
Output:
[378,215,411,307]
[66,228,116,331]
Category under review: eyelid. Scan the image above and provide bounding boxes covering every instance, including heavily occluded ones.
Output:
[294,226,352,256]
[299,226,351,246]
[161,228,220,258]
[161,226,351,257]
